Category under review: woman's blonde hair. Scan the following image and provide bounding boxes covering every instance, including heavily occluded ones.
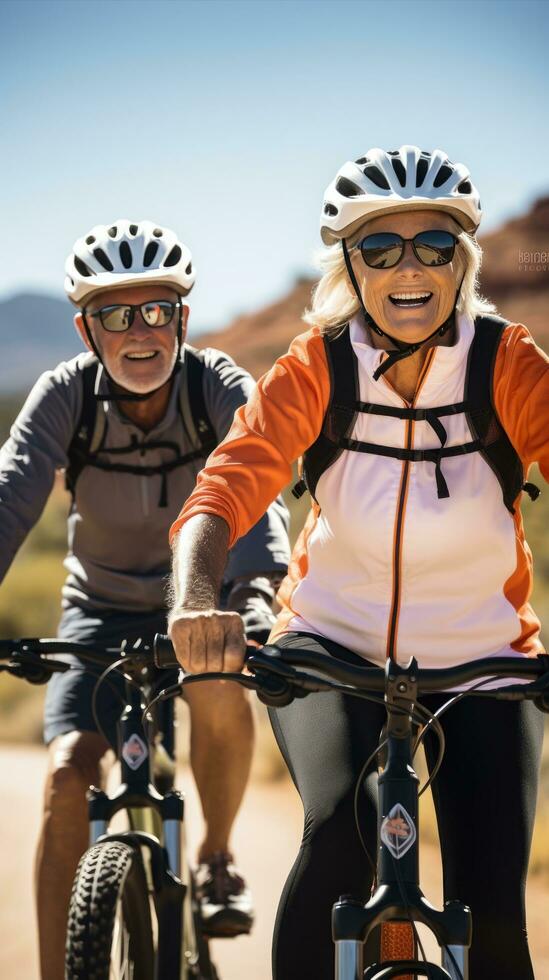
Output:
[303,215,496,334]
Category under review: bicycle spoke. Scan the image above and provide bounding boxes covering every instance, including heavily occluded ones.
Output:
[110,897,135,980]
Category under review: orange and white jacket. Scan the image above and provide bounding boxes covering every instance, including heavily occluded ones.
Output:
[170,313,549,672]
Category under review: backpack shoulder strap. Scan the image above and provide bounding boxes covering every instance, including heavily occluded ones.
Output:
[177,346,217,451]
[65,359,105,494]
[465,314,525,513]
[465,314,510,424]
[298,324,359,502]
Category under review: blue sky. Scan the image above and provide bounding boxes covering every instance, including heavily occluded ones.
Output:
[1,0,548,335]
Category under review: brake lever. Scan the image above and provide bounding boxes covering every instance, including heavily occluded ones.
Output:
[5,652,70,685]
[153,657,335,711]
[246,649,301,680]
[491,669,549,704]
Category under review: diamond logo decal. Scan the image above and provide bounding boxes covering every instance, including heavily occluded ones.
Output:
[380,804,416,860]
[122,734,148,770]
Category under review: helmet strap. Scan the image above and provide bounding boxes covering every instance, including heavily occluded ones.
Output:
[342,239,465,381]
[81,302,184,403]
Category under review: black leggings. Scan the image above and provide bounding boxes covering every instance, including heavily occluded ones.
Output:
[269,632,544,980]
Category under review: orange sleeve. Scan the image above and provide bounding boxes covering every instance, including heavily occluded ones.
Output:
[493,324,549,483]
[169,328,331,548]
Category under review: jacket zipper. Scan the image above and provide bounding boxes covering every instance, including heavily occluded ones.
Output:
[385,350,434,661]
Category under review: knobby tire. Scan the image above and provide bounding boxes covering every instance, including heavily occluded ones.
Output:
[65,840,154,980]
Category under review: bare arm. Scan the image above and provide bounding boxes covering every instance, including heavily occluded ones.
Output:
[168,514,246,673]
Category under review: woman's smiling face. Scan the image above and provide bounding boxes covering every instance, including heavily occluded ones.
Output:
[350,209,463,344]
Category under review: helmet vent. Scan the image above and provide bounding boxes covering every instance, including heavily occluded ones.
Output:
[85,235,95,245]
[362,166,391,191]
[129,224,138,236]
[457,180,472,194]
[93,248,114,272]
[324,203,338,216]
[391,158,406,187]
[74,256,92,278]
[119,241,133,269]
[153,227,163,238]
[143,241,159,267]
[108,225,117,238]
[336,177,364,198]
[185,262,192,274]
[416,158,429,187]
[355,156,370,165]
[387,150,399,156]
[433,164,454,187]
[164,245,182,267]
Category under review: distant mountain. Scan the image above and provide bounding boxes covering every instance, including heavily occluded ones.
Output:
[2,196,548,395]
[0,293,80,392]
[477,196,549,341]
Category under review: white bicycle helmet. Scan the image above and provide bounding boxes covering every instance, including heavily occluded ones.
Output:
[321,145,482,244]
[65,219,196,305]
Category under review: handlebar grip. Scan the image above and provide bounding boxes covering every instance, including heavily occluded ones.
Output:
[0,640,16,659]
[154,634,179,669]
[153,633,260,670]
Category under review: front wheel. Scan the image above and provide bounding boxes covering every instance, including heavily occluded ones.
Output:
[65,840,155,980]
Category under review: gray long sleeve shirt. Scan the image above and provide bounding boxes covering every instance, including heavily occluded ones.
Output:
[0,346,290,612]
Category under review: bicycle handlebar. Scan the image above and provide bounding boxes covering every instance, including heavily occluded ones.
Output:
[0,637,159,685]
[153,633,549,703]
[4,634,549,706]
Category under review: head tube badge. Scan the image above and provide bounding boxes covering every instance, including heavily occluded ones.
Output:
[122,733,149,770]
[380,803,417,860]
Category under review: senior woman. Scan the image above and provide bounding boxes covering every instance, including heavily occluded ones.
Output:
[168,145,549,979]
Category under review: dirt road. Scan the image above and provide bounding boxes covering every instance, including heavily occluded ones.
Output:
[1,745,548,978]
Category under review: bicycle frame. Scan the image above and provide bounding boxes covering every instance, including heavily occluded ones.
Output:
[87,665,195,979]
[333,658,470,980]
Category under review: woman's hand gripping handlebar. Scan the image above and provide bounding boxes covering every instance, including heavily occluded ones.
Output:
[167,608,248,674]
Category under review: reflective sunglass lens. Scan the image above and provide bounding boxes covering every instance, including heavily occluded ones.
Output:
[101,306,133,331]
[359,233,403,268]
[142,301,174,326]
[413,231,455,266]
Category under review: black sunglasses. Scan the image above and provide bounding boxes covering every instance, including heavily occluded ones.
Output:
[356,230,457,269]
[86,300,181,333]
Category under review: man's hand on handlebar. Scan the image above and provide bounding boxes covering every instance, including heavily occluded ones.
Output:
[167,608,247,673]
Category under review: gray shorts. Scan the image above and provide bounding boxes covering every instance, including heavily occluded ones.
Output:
[43,605,172,748]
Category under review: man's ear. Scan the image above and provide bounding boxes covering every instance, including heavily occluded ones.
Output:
[74,311,94,352]
[180,304,190,344]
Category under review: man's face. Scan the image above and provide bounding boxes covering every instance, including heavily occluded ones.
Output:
[75,284,189,394]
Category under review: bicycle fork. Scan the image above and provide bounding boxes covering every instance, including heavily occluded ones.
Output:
[334,658,471,980]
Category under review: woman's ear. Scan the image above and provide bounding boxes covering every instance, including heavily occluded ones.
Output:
[74,311,93,351]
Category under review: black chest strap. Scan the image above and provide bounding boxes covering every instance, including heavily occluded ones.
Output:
[296,317,538,513]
